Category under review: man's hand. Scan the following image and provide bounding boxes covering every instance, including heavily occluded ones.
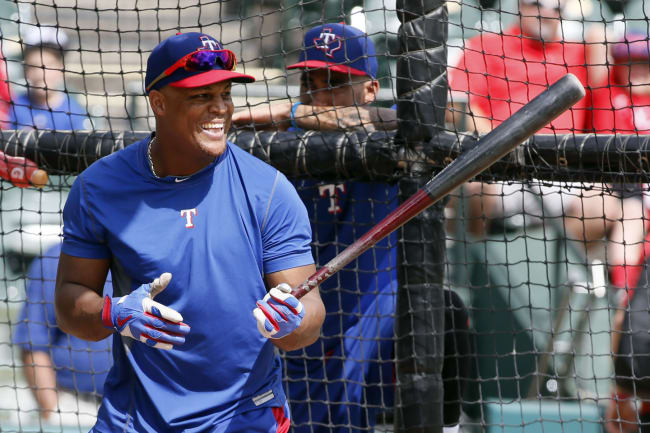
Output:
[101,273,190,350]
[253,283,305,339]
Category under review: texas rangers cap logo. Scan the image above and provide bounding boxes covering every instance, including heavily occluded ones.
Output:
[313,29,341,58]
[199,35,219,50]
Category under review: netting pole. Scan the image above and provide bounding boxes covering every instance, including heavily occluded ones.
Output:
[394,1,448,432]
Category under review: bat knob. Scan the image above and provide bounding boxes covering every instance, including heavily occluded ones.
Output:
[29,169,49,188]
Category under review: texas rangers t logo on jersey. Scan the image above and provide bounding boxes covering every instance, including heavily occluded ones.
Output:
[199,36,218,51]
[319,183,346,214]
[180,208,198,228]
[314,29,341,58]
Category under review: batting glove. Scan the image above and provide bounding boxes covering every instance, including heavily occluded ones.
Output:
[253,283,304,339]
[101,272,190,350]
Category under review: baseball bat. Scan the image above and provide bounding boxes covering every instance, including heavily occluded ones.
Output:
[291,73,586,299]
[0,150,49,188]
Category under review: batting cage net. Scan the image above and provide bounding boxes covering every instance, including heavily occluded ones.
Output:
[1,0,650,432]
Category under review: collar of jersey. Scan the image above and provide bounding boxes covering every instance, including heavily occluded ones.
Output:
[142,137,229,184]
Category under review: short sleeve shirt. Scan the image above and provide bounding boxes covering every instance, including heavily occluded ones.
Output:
[9,93,91,131]
[591,79,650,134]
[448,26,590,133]
[62,138,314,432]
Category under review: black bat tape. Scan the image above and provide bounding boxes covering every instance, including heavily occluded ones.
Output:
[423,73,586,200]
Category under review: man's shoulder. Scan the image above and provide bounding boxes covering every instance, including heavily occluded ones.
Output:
[227,141,278,177]
[80,139,145,185]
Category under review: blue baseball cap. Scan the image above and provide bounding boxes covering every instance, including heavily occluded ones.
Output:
[612,32,650,63]
[145,32,255,94]
[287,23,378,79]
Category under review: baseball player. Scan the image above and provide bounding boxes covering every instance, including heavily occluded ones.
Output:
[54,32,325,433]
[234,23,472,433]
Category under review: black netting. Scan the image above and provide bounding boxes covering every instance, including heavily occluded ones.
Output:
[2,1,650,433]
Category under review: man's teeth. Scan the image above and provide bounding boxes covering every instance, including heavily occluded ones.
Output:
[201,122,223,129]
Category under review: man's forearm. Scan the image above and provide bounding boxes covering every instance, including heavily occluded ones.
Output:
[55,282,112,341]
[22,351,57,418]
[296,104,397,131]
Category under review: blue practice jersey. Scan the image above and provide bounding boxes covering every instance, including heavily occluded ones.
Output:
[9,93,91,130]
[62,138,314,432]
[291,179,398,357]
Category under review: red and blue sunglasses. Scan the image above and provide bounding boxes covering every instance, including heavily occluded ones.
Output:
[146,49,237,92]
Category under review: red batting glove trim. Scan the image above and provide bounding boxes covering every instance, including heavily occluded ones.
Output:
[268,301,289,322]
[102,296,114,328]
[256,301,280,331]
[144,324,186,337]
[270,294,299,316]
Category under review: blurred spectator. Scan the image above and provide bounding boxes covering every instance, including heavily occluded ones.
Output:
[447,0,644,272]
[607,254,650,433]
[9,28,91,131]
[9,28,106,424]
[12,242,112,422]
[448,0,593,135]
[590,31,650,433]
[447,0,592,237]
[606,221,650,432]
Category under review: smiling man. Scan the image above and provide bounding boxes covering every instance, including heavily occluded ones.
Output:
[54,32,325,433]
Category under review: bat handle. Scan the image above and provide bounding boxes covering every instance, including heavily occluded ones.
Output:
[0,151,49,188]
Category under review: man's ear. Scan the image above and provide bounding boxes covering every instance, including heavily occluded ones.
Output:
[363,79,380,104]
[148,90,165,116]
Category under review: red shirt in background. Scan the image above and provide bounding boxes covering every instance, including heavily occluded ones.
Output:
[591,81,650,134]
[448,26,590,133]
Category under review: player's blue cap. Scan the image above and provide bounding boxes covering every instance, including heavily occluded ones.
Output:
[287,23,378,79]
[145,32,255,94]
[611,32,650,63]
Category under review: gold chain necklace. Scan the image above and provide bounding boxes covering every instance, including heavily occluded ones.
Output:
[147,137,159,178]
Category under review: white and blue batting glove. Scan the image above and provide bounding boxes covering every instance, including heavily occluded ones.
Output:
[253,283,304,339]
[101,272,190,350]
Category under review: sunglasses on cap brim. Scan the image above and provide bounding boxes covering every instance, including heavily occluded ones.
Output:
[146,49,237,92]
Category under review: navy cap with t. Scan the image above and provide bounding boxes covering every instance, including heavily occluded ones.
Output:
[145,32,255,94]
[287,23,378,79]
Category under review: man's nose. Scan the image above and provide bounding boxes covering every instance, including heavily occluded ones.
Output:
[209,96,227,113]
